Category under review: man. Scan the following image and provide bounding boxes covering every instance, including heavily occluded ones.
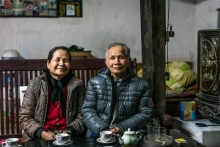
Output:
[81,43,153,137]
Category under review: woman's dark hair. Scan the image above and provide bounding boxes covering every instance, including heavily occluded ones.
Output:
[47,46,71,64]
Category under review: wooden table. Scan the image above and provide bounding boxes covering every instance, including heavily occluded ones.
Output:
[2,129,205,147]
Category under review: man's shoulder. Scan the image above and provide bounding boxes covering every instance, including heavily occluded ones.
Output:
[89,75,107,82]
[131,76,150,86]
[131,75,147,82]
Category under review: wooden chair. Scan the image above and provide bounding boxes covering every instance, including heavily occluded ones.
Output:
[0,58,173,139]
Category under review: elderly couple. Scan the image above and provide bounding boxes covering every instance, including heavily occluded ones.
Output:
[19,43,154,142]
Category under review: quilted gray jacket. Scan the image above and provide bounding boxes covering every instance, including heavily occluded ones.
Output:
[19,73,85,142]
[81,67,153,136]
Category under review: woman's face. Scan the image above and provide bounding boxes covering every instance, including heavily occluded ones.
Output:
[47,49,71,80]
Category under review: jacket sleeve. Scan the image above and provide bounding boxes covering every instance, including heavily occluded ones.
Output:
[117,81,154,133]
[67,83,86,136]
[81,80,109,134]
[19,79,44,138]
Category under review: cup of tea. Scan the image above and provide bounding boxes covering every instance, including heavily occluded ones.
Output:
[55,133,71,144]
[2,138,19,147]
[99,131,115,142]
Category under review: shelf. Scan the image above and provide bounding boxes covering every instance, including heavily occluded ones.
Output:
[70,51,96,59]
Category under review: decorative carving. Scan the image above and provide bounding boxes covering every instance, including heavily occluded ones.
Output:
[200,38,218,94]
[194,98,220,117]
[197,30,220,122]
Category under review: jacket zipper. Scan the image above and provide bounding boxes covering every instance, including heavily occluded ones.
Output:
[108,79,114,124]
[42,83,48,126]
[116,76,130,123]
[66,81,83,124]
[116,84,120,123]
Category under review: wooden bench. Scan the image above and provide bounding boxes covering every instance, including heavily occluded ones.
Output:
[0,58,173,139]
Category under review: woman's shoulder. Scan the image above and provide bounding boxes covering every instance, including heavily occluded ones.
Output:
[27,74,48,92]
[68,76,84,87]
[29,74,46,84]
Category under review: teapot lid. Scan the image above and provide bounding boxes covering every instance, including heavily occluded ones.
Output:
[124,128,135,134]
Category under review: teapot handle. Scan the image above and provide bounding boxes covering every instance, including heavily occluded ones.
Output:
[136,131,142,141]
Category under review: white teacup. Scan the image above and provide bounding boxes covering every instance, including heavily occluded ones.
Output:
[55,133,71,144]
[2,138,19,147]
[100,131,115,142]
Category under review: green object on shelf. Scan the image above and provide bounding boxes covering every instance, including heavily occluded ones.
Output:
[68,45,84,51]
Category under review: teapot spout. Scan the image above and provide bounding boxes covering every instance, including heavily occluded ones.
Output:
[116,134,124,145]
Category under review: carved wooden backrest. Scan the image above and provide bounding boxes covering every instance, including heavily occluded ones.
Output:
[0,58,137,138]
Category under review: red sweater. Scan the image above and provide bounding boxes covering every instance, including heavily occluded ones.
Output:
[44,83,67,131]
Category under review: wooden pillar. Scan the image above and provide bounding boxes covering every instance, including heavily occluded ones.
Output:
[140,0,166,112]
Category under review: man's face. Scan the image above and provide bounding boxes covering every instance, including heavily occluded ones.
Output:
[105,45,131,79]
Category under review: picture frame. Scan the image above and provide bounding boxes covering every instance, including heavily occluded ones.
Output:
[59,0,82,17]
[0,0,58,17]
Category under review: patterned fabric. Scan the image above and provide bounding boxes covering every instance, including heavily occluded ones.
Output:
[166,61,196,90]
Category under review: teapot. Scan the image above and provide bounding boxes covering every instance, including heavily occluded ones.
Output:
[117,128,142,146]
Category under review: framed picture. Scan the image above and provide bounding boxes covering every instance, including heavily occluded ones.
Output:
[59,0,82,17]
[0,0,58,17]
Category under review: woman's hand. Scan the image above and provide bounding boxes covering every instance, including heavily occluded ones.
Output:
[109,126,121,134]
[41,131,56,140]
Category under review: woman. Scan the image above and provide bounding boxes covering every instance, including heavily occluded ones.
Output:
[19,46,85,142]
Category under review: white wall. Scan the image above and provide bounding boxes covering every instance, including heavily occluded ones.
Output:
[1,0,219,70]
[167,0,219,72]
[0,0,142,62]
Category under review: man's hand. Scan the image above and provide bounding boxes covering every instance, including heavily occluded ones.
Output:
[109,126,121,134]
[41,131,56,140]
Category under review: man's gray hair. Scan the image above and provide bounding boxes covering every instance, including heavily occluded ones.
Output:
[105,43,130,59]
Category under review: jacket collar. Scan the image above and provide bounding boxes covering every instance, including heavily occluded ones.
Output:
[98,66,136,80]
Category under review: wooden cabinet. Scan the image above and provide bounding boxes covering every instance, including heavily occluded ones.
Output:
[195,29,220,119]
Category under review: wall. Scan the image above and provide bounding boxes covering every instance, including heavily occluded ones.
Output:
[167,0,219,72]
[0,0,142,62]
[1,0,219,70]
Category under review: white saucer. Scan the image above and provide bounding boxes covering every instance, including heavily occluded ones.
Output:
[53,140,73,146]
[96,138,116,144]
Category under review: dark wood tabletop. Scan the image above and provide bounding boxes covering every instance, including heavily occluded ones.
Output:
[1,129,205,147]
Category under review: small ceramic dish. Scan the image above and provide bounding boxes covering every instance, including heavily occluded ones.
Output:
[144,135,173,146]
[53,140,73,146]
[96,138,116,144]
